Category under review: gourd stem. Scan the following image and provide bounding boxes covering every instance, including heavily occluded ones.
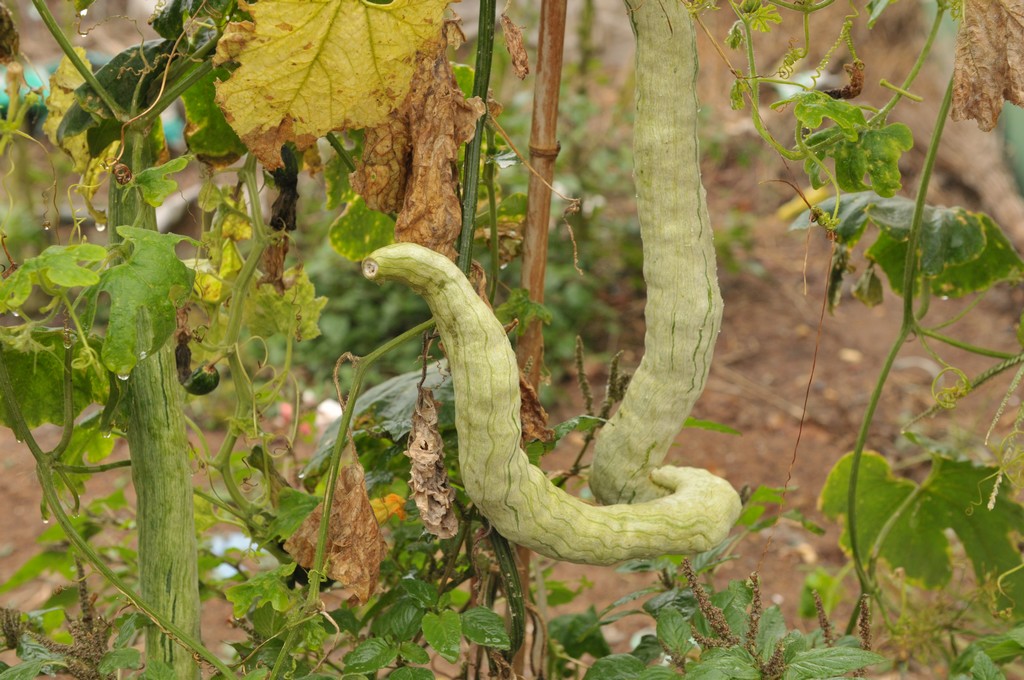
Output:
[457,0,497,275]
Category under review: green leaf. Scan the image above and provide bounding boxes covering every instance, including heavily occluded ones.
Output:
[390,667,435,680]
[398,641,431,665]
[225,563,297,617]
[244,266,327,342]
[328,191,396,261]
[656,607,693,659]
[831,123,914,197]
[112,612,147,649]
[0,661,49,680]
[787,191,877,246]
[526,414,605,461]
[745,3,781,32]
[495,288,553,336]
[583,654,647,679]
[98,648,142,674]
[790,92,867,140]
[820,453,1024,609]
[0,243,106,312]
[131,156,191,207]
[372,600,424,642]
[683,417,741,436]
[797,567,843,619]
[266,488,321,540]
[421,610,462,663]
[631,634,663,664]
[342,638,399,674]
[866,0,894,26]
[753,606,786,661]
[140,659,175,680]
[401,578,439,609]
[462,607,511,650]
[685,647,760,679]
[637,668,681,679]
[0,329,108,429]
[58,41,176,143]
[548,607,611,660]
[781,647,886,680]
[89,227,195,377]
[969,651,1002,680]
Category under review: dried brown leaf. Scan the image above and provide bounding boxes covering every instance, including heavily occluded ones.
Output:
[395,32,485,260]
[351,112,411,214]
[406,386,459,538]
[284,461,387,605]
[501,13,530,80]
[520,373,554,444]
[952,0,1024,130]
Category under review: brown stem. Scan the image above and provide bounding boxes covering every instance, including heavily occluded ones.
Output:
[516,0,568,388]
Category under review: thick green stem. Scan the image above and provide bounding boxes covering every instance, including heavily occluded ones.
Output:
[111,129,201,679]
[590,0,727,505]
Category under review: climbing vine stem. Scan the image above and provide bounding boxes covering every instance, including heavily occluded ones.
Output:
[457,0,496,275]
[845,75,954,633]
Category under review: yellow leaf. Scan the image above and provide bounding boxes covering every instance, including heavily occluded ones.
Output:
[43,48,91,173]
[213,0,449,169]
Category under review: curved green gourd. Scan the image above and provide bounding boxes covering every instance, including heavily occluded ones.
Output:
[589,0,724,505]
[363,244,740,565]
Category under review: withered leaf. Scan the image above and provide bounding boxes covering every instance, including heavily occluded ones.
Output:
[501,13,530,80]
[406,386,459,538]
[284,460,388,605]
[520,373,554,445]
[351,112,411,214]
[952,0,1024,131]
[395,30,485,260]
[258,238,289,293]
[349,24,485,261]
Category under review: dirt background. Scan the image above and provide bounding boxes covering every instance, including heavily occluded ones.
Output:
[3,0,1024,678]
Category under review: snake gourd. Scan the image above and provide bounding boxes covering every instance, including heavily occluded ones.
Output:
[363,245,739,565]
[360,0,740,565]
[589,0,727,506]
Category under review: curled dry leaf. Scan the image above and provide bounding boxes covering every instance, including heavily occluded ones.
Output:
[952,0,1024,131]
[284,460,388,606]
[351,25,485,260]
[519,373,554,445]
[406,386,459,539]
[501,13,530,80]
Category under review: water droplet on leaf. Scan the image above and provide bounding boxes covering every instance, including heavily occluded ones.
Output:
[117,373,130,381]
[95,224,106,232]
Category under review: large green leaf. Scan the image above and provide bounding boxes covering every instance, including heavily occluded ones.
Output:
[342,638,399,674]
[820,452,1024,609]
[421,610,461,663]
[180,69,247,167]
[583,654,647,680]
[328,192,395,262]
[265,488,321,540]
[461,607,511,650]
[790,193,1024,298]
[0,329,107,428]
[88,227,196,377]
[57,40,176,147]
[803,124,913,198]
[781,647,886,680]
[0,243,106,312]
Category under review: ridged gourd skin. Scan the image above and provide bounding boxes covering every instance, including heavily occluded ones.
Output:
[363,244,741,565]
[589,0,726,505]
